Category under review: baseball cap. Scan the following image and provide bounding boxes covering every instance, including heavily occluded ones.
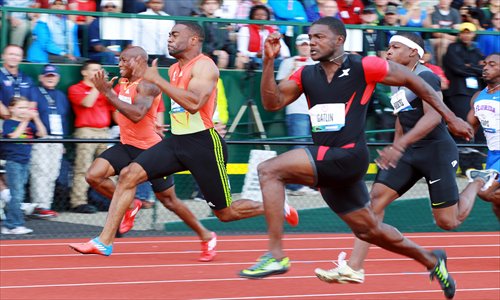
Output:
[385,5,398,15]
[459,22,477,32]
[362,6,376,14]
[295,34,310,45]
[42,64,59,76]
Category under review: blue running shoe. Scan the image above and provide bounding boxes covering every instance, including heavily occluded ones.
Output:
[239,252,290,279]
[69,237,113,256]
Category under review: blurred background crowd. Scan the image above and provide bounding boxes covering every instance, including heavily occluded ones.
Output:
[0,0,498,234]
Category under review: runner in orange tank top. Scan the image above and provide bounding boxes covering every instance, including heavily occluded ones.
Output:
[69,46,217,262]
[69,23,299,259]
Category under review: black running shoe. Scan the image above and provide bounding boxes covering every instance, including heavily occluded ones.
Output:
[429,249,456,299]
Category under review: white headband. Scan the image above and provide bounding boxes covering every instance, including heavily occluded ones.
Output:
[389,35,424,58]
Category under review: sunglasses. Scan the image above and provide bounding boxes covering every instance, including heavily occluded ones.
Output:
[104,4,117,9]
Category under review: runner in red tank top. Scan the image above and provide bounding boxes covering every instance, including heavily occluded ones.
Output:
[69,47,217,262]
[69,23,299,260]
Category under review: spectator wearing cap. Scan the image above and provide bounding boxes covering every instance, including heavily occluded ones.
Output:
[337,0,365,24]
[275,34,319,196]
[355,7,386,57]
[443,22,485,142]
[132,0,176,67]
[378,5,401,57]
[27,0,83,63]
[87,0,131,65]
[29,64,71,218]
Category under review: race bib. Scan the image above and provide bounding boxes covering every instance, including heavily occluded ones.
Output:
[465,77,479,89]
[49,114,63,135]
[170,100,186,113]
[309,103,345,132]
[118,94,132,104]
[390,89,413,114]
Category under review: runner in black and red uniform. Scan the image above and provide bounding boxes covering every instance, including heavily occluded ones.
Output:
[239,17,473,300]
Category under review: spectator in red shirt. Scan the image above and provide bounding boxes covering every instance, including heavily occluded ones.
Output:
[68,60,114,214]
[337,0,365,24]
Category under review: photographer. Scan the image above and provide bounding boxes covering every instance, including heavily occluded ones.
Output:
[459,0,488,30]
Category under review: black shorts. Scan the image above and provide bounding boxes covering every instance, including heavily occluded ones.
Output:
[375,139,459,208]
[134,128,231,210]
[99,143,174,193]
[306,142,370,214]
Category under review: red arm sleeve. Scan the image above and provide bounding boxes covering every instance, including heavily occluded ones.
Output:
[362,56,389,84]
[288,66,305,94]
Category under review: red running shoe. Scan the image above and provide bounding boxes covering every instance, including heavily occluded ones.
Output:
[119,199,143,234]
[285,205,299,227]
[199,232,217,262]
[69,237,113,256]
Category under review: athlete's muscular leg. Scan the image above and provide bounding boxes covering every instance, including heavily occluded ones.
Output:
[85,158,117,199]
[212,199,264,222]
[251,149,315,260]
[86,158,137,210]
[99,163,148,245]
[348,183,399,271]
[156,187,213,241]
[432,179,484,230]
[342,208,437,270]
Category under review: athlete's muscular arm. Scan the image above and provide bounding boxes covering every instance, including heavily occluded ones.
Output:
[466,91,481,134]
[394,99,442,151]
[145,59,218,114]
[92,70,159,123]
[381,61,473,140]
[261,33,302,112]
[377,101,442,169]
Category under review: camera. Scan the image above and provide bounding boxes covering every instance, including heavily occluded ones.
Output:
[467,6,480,19]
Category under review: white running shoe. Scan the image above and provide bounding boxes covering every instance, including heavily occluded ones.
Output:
[314,252,365,284]
[466,169,499,191]
[2,226,33,235]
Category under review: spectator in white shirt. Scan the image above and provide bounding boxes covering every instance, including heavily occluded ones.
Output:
[133,0,176,66]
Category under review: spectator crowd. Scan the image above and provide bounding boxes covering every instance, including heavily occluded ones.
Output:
[0,0,498,234]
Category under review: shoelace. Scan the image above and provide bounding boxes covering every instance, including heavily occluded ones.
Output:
[327,251,347,271]
[248,253,275,270]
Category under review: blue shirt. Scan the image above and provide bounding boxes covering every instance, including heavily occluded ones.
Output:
[477,28,500,57]
[32,86,72,137]
[2,119,37,164]
[0,68,37,105]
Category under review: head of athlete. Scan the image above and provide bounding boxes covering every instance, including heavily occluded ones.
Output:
[386,32,424,69]
[308,17,346,64]
[168,22,205,59]
[119,46,148,80]
[482,53,500,86]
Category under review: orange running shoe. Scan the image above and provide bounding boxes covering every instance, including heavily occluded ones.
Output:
[119,199,143,234]
[285,205,299,227]
[199,232,217,262]
[69,237,113,256]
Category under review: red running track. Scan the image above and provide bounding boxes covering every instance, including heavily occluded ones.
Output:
[1,232,499,300]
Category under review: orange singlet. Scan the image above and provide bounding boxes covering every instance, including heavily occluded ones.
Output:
[116,78,162,149]
[168,54,217,135]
